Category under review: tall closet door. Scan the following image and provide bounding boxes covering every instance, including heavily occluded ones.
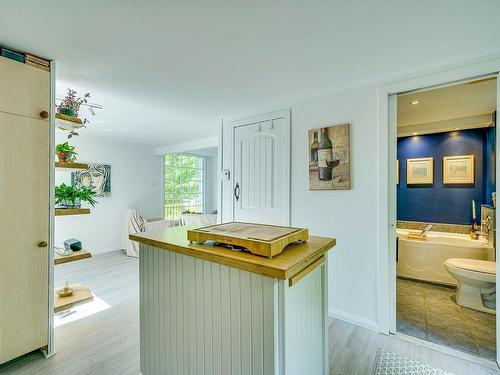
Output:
[0,57,50,118]
[0,58,50,364]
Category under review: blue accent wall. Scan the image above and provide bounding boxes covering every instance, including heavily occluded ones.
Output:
[484,125,496,207]
[397,128,495,225]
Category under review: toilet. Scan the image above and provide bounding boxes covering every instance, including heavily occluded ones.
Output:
[445,258,496,314]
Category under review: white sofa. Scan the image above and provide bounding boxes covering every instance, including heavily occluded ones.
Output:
[179,213,217,226]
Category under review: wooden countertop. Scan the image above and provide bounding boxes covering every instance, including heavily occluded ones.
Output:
[130,225,336,279]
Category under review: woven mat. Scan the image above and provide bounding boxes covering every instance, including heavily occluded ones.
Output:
[372,348,454,375]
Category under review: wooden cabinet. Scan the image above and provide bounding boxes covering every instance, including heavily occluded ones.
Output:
[0,56,51,364]
[0,56,50,119]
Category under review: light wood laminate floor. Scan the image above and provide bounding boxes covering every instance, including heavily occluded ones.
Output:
[0,250,498,375]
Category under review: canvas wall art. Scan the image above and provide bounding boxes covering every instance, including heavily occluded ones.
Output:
[443,155,474,184]
[72,164,111,197]
[308,123,350,190]
[406,157,433,185]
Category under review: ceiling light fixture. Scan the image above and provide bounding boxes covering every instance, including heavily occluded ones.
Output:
[413,132,418,136]
[410,100,419,105]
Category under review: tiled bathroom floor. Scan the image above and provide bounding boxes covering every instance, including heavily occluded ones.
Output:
[396,278,496,361]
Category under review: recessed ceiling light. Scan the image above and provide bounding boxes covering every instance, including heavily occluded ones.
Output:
[413,132,418,135]
[411,100,420,105]
[455,127,460,130]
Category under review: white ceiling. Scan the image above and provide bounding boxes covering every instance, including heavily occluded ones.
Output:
[398,78,497,134]
[1,1,499,146]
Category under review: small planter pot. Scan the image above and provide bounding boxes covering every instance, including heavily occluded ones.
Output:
[57,152,76,163]
[58,199,81,209]
[58,107,77,117]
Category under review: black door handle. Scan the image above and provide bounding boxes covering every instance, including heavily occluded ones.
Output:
[234,182,240,202]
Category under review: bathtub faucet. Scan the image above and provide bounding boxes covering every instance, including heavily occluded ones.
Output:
[418,224,432,237]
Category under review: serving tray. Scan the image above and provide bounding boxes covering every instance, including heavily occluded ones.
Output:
[187,222,309,258]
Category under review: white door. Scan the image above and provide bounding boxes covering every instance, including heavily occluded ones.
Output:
[233,110,290,225]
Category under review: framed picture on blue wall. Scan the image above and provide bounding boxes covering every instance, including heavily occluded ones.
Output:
[443,155,474,184]
[407,157,433,185]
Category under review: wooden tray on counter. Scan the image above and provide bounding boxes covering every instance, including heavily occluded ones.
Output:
[187,222,309,258]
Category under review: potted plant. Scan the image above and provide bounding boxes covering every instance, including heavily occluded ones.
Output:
[57,89,90,118]
[57,89,93,138]
[55,142,77,162]
[55,183,98,209]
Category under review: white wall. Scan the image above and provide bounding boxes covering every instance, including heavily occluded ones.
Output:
[204,155,219,214]
[290,85,380,329]
[55,132,162,253]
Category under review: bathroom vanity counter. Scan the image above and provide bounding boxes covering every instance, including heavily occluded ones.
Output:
[131,225,336,375]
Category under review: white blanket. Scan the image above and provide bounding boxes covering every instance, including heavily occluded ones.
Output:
[121,209,175,257]
[121,209,145,258]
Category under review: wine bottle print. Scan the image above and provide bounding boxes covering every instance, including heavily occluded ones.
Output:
[310,131,319,163]
[318,127,333,181]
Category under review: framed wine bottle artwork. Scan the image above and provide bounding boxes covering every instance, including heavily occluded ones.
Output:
[308,123,351,190]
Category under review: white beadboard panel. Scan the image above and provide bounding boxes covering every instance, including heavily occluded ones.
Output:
[283,263,327,375]
[240,133,275,210]
[140,244,276,375]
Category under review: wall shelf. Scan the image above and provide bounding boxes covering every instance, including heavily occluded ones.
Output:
[55,113,82,131]
[54,284,93,313]
[55,161,89,170]
[55,208,91,216]
[54,250,92,265]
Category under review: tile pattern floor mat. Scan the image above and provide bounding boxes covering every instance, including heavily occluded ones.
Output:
[372,348,454,375]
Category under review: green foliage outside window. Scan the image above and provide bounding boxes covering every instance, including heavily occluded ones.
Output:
[164,153,204,220]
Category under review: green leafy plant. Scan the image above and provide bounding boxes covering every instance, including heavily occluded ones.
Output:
[55,183,98,208]
[182,210,201,214]
[55,142,77,162]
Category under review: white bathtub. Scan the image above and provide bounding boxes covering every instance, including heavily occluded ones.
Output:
[396,229,495,286]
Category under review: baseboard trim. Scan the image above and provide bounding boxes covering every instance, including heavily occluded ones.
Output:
[90,247,122,255]
[328,308,379,332]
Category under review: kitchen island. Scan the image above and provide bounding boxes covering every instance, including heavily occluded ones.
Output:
[130,225,336,375]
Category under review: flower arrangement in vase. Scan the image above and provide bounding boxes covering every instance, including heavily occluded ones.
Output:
[57,89,90,118]
[57,89,92,138]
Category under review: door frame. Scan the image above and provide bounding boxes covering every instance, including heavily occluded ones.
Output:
[220,109,291,225]
[45,60,56,358]
[377,55,500,363]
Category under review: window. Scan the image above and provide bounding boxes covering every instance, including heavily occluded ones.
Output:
[164,153,204,220]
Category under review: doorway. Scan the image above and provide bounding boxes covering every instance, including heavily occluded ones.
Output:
[388,75,500,363]
[226,109,291,226]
